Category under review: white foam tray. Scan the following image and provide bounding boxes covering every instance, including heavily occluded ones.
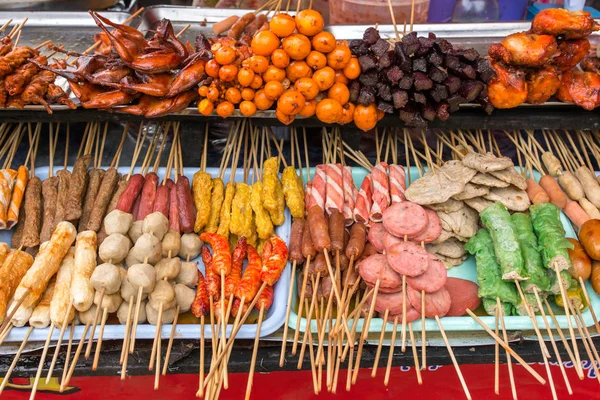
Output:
[2,166,291,342]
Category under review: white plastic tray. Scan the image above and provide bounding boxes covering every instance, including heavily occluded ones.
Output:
[2,166,291,342]
[288,167,600,334]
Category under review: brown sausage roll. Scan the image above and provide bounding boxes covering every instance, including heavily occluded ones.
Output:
[96,177,127,244]
[21,176,42,248]
[289,218,305,264]
[54,169,70,226]
[12,203,25,248]
[64,154,92,222]
[244,14,267,36]
[40,176,59,243]
[307,205,331,252]
[329,209,345,252]
[87,167,119,232]
[228,12,255,40]
[79,168,104,231]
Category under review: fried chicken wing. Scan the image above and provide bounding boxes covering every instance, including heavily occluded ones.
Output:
[580,54,600,74]
[487,61,528,109]
[532,8,599,39]
[526,66,561,104]
[488,32,558,67]
[553,38,590,71]
[20,69,55,113]
[557,70,600,110]
[0,36,12,57]
[5,55,47,96]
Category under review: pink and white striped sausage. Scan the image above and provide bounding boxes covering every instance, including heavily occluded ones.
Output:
[369,162,390,222]
[389,164,406,204]
[325,163,344,215]
[311,165,327,210]
[342,166,355,226]
[353,174,372,224]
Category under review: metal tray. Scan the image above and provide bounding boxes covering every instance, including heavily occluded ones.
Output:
[2,165,292,342]
[287,166,600,335]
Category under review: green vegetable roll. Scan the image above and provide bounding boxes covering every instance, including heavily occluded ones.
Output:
[482,298,514,317]
[548,269,575,295]
[514,293,540,316]
[465,229,519,306]
[530,203,573,272]
[479,202,526,280]
[510,213,551,293]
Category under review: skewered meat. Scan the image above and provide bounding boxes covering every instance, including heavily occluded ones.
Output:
[526,66,561,104]
[405,160,477,205]
[0,47,38,78]
[21,69,55,113]
[0,36,12,57]
[487,61,528,109]
[488,32,557,67]
[45,83,77,109]
[5,55,47,96]
[531,8,600,39]
[557,69,600,110]
[581,55,600,74]
[553,39,590,71]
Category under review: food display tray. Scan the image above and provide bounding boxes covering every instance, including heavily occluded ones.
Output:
[287,166,600,335]
[1,166,291,342]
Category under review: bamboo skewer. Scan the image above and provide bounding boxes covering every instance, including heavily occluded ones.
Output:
[30,324,56,400]
[435,316,471,400]
[0,326,33,395]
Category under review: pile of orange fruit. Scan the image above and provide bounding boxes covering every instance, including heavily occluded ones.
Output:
[198,9,369,127]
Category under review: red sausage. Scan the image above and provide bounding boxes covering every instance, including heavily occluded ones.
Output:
[301,217,316,259]
[329,210,345,252]
[153,184,170,217]
[289,218,305,264]
[137,172,159,220]
[539,175,567,209]
[132,193,142,221]
[407,286,452,318]
[406,254,447,293]
[176,175,196,233]
[564,200,590,228]
[386,241,429,277]
[166,179,180,232]
[382,201,429,238]
[307,205,331,252]
[346,222,366,259]
[367,222,386,253]
[116,174,144,213]
[411,209,442,243]
[444,277,481,317]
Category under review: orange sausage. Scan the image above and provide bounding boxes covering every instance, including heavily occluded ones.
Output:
[539,175,567,209]
[212,15,239,35]
[564,200,590,228]
[526,178,550,204]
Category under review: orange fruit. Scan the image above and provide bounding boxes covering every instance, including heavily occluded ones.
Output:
[225,87,242,104]
[263,65,286,82]
[282,33,312,60]
[377,109,385,121]
[241,87,255,101]
[343,57,361,79]
[311,31,336,53]
[295,9,324,36]
[206,59,220,78]
[214,46,236,65]
[277,90,306,115]
[254,90,274,110]
[298,99,317,117]
[237,67,255,87]
[327,45,352,69]
[312,66,335,91]
[207,86,219,102]
[285,61,312,82]
[353,103,378,131]
[251,31,280,56]
[239,100,257,117]
[338,102,355,124]
[270,13,296,37]
[250,74,263,89]
[276,108,295,125]
[264,80,285,100]
[198,85,209,97]
[245,55,269,73]
[306,50,327,70]
[218,64,238,82]
[328,82,350,105]
[294,77,319,100]
[216,101,235,118]
[271,49,291,69]
[198,99,214,116]
[316,98,342,124]
[334,70,349,84]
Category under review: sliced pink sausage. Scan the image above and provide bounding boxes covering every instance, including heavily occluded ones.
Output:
[382,201,428,238]
[406,254,447,293]
[367,222,386,253]
[407,286,451,318]
[386,241,429,277]
[445,277,481,317]
[383,231,402,251]
[412,209,442,243]
[374,290,408,314]
[388,302,421,323]
[358,253,403,292]
[367,283,402,294]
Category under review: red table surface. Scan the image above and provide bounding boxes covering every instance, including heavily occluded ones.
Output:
[1,362,598,399]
